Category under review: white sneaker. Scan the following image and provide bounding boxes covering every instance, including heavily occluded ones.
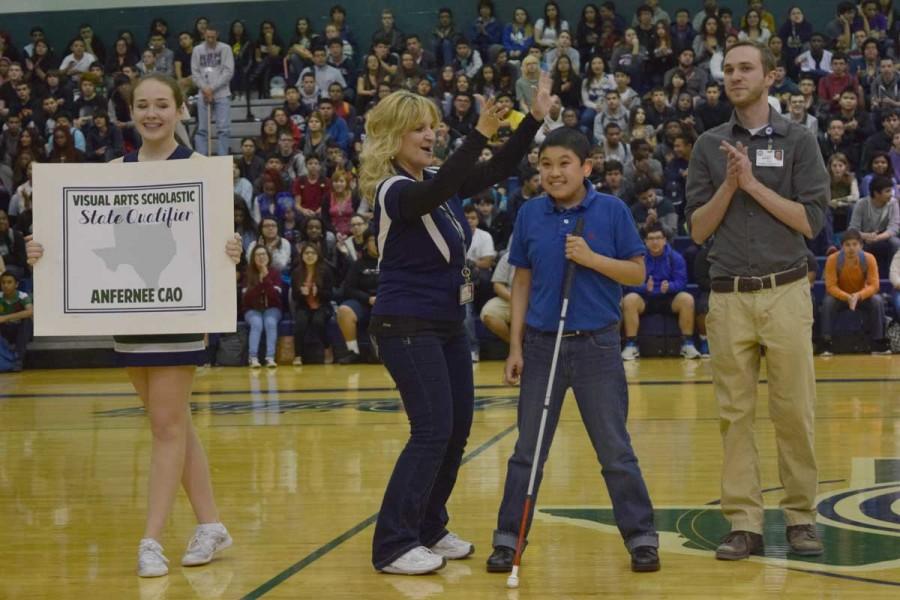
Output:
[430,532,474,559]
[471,350,480,363]
[621,344,640,361]
[138,538,169,577]
[292,356,303,366]
[380,546,447,575]
[680,342,701,359]
[265,357,277,369]
[182,523,233,567]
[249,357,261,368]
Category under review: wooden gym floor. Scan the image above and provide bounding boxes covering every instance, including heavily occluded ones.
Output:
[1,356,900,599]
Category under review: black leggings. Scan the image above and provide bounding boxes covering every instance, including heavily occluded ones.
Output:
[293,306,331,351]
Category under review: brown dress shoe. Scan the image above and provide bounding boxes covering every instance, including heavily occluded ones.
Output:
[715,530,764,560]
[786,524,824,556]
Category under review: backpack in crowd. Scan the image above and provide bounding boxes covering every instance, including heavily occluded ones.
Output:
[215,328,249,367]
[887,318,900,354]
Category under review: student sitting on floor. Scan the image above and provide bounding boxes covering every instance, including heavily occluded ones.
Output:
[820,228,892,356]
[0,270,32,371]
[621,222,700,360]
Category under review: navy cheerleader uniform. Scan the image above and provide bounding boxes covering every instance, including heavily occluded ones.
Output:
[114,145,207,367]
[370,114,541,569]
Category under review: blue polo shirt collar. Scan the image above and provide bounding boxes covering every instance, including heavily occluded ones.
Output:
[541,181,597,214]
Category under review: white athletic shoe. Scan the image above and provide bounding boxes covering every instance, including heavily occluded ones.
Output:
[380,546,447,575]
[182,523,233,567]
[430,532,474,559]
[292,356,303,366]
[249,357,261,368]
[138,538,169,577]
[680,342,701,359]
[621,344,640,361]
[471,350,480,363]
[265,357,277,369]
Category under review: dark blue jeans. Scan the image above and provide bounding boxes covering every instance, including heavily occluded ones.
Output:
[372,331,474,569]
[493,323,658,552]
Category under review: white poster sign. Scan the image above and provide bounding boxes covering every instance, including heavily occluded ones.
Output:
[32,157,237,336]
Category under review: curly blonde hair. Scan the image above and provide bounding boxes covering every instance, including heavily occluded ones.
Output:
[358,90,442,204]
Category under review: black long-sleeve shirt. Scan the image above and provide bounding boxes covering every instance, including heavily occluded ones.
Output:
[396,113,542,221]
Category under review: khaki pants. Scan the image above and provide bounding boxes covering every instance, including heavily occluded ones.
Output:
[707,278,817,533]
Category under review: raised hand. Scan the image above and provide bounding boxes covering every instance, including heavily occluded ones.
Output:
[530,70,553,121]
[474,94,503,139]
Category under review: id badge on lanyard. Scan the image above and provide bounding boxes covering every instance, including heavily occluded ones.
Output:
[439,204,475,306]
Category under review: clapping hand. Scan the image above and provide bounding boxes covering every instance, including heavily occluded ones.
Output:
[721,141,755,190]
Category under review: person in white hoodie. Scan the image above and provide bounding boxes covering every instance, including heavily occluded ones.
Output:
[191,23,234,156]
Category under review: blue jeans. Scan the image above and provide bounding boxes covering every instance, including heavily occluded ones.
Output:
[195,96,232,157]
[579,107,597,139]
[493,323,658,552]
[245,307,281,360]
[372,331,473,569]
[820,294,885,340]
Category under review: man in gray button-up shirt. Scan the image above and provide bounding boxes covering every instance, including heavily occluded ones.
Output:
[685,41,828,562]
[685,108,828,278]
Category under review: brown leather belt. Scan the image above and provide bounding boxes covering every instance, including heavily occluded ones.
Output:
[710,266,808,294]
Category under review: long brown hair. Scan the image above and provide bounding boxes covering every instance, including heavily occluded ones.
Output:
[293,242,326,288]
[49,126,80,163]
[246,245,272,286]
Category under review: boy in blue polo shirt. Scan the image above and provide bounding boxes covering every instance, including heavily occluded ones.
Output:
[486,128,660,574]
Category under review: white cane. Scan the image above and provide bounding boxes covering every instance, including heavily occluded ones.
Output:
[206,96,213,157]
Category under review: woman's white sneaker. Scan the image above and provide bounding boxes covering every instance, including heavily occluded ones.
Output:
[181,523,233,566]
[380,546,447,575]
[138,538,169,577]
[430,532,475,559]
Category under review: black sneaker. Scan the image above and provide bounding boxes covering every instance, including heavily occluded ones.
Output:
[485,546,515,573]
[337,351,361,365]
[630,546,660,572]
[871,339,893,355]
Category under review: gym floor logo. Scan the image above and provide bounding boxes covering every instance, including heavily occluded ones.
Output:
[537,458,900,579]
[94,395,518,417]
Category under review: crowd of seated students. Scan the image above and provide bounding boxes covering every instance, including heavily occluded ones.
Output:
[7,0,900,368]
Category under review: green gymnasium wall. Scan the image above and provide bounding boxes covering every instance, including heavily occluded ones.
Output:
[2,2,843,59]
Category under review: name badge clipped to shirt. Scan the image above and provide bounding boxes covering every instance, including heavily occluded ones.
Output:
[755,148,784,168]
[459,282,475,305]
[459,265,474,305]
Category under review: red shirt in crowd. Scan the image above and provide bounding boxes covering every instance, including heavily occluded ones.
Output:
[292,175,331,213]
